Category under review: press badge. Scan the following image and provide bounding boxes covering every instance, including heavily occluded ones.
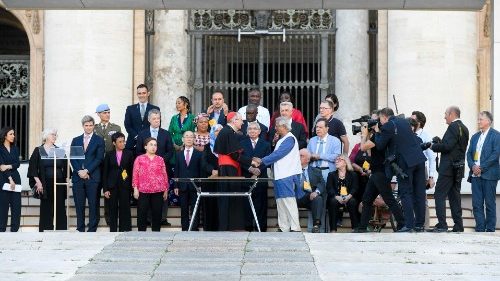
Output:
[303,181,312,192]
[340,186,348,196]
[473,151,479,161]
[121,169,128,180]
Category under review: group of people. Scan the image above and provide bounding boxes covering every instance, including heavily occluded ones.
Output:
[0,83,498,233]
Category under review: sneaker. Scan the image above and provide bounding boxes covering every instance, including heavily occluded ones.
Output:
[397,226,415,233]
[312,225,320,233]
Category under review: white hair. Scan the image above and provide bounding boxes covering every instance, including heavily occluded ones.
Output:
[275,116,291,131]
[280,101,294,109]
[246,121,261,134]
[42,128,57,143]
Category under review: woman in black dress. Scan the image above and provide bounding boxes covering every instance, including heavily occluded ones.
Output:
[28,128,68,231]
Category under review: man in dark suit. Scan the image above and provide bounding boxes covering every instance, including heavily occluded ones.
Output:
[375,107,427,232]
[296,149,326,233]
[240,121,272,231]
[70,115,105,232]
[206,90,228,126]
[240,104,268,141]
[466,111,499,232]
[136,108,174,226]
[102,132,132,232]
[174,131,202,231]
[269,102,307,149]
[428,106,470,232]
[124,84,161,151]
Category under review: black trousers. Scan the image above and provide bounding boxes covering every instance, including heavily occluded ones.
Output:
[297,193,324,223]
[218,165,244,231]
[328,196,358,231]
[180,188,199,231]
[39,178,67,231]
[108,186,132,232]
[396,162,426,228]
[137,192,163,231]
[202,182,219,231]
[434,174,463,230]
[0,190,21,232]
[359,171,405,230]
[244,183,268,232]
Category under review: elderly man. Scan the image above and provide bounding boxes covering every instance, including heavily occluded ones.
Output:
[95,103,122,226]
[214,112,259,230]
[238,89,270,129]
[136,108,174,226]
[256,116,302,232]
[466,111,499,232]
[307,118,341,182]
[70,115,105,232]
[124,84,160,151]
[206,90,228,126]
[269,102,307,149]
[428,106,469,233]
[296,149,326,233]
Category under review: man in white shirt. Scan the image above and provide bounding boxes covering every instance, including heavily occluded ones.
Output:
[238,89,270,130]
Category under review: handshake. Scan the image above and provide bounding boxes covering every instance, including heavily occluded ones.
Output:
[248,157,263,177]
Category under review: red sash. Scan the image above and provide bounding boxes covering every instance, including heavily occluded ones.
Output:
[218,154,241,176]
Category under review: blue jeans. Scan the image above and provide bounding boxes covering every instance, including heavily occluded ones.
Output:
[471,177,497,232]
[72,179,98,232]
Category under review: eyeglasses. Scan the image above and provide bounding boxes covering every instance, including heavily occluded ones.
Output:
[319,107,331,110]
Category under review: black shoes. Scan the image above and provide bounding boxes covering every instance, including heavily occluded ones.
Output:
[312,225,320,233]
[397,226,414,233]
[161,219,171,226]
[413,227,425,232]
[426,227,448,233]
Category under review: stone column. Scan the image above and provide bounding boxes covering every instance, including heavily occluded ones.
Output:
[152,10,190,128]
[335,10,370,140]
[44,11,134,143]
[377,10,389,108]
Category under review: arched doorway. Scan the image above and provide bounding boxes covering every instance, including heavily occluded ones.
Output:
[0,7,30,159]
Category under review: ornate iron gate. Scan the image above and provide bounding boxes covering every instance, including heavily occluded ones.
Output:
[189,10,336,130]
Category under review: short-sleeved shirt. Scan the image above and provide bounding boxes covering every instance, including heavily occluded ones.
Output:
[328,117,346,139]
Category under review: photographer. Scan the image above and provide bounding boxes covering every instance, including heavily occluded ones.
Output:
[354,123,405,232]
[374,108,427,232]
[427,106,469,232]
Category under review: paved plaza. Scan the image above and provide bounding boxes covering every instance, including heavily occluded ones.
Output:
[0,232,499,281]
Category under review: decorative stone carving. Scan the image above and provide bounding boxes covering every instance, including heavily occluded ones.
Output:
[25,10,41,34]
[0,60,30,99]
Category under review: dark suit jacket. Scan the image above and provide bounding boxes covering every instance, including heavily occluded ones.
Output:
[240,137,271,178]
[269,121,307,149]
[466,128,500,181]
[124,103,160,149]
[431,120,469,177]
[201,143,218,177]
[296,166,326,199]
[375,116,427,170]
[240,121,268,141]
[326,170,359,198]
[136,127,174,166]
[70,134,105,183]
[102,149,133,192]
[208,110,227,126]
[0,145,21,185]
[174,148,202,191]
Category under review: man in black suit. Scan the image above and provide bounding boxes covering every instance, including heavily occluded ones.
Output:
[374,107,427,232]
[296,149,325,233]
[136,108,174,226]
[206,90,228,126]
[269,102,307,149]
[70,115,105,232]
[174,131,202,231]
[240,104,268,141]
[428,106,469,232]
[240,121,272,231]
[124,84,161,151]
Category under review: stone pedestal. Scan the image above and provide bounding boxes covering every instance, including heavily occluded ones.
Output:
[152,10,190,128]
[335,10,370,141]
[44,11,134,143]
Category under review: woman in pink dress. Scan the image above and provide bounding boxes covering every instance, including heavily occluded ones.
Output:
[133,137,169,231]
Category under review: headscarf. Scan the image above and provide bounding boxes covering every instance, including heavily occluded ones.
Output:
[194,113,210,124]
[209,124,223,157]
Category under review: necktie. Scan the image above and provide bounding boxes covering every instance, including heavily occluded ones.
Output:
[151,129,158,139]
[140,104,146,120]
[316,140,324,167]
[84,135,90,151]
[185,149,191,166]
[102,124,106,131]
[252,140,256,149]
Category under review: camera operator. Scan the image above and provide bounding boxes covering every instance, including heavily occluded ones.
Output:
[427,106,469,232]
[411,111,437,189]
[374,108,427,232]
[354,122,405,232]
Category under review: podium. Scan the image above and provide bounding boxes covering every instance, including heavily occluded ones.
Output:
[40,146,85,231]
[172,177,272,232]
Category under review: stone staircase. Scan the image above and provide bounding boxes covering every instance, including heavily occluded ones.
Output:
[7,186,478,232]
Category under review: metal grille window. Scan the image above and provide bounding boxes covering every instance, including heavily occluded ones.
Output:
[189,10,336,131]
[0,57,30,160]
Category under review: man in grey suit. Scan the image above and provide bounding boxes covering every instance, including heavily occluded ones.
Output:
[466,111,499,232]
[296,149,326,233]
